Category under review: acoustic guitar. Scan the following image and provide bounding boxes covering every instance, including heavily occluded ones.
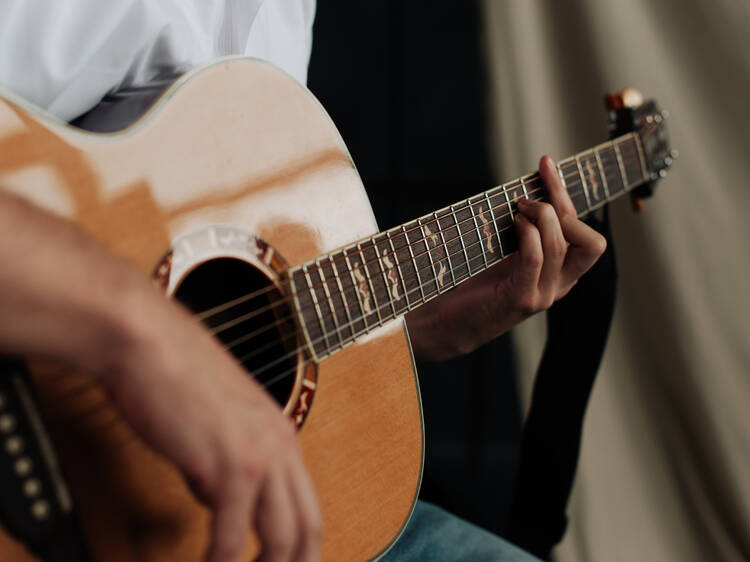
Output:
[0,58,672,561]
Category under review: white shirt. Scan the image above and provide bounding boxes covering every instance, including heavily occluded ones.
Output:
[0,0,316,121]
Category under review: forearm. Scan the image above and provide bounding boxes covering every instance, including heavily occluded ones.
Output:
[0,189,148,376]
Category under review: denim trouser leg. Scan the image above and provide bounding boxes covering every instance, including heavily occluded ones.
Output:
[380,500,541,562]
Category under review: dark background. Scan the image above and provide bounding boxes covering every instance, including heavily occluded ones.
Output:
[308,0,524,536]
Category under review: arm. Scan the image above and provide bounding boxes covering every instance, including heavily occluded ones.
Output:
[407,156,607,361]
[0,189,322,562]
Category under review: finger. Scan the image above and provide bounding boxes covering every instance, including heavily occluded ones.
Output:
[286,447,323,561]
[512,213,543,299]
[558,216,607,289]
[517,199,566,301]
[539,155,576,218]
[207,478,255,562]
[257,465,298,562]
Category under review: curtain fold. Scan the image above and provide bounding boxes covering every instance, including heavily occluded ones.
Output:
[482,1,750,560]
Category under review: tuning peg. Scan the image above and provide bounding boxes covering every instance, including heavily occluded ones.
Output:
[621,88,643,108]
[604,87,644,110]
[670,149,679,159]
[661,109,670,120]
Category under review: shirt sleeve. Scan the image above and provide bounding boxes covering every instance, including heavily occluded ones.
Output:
[0,0,265,121]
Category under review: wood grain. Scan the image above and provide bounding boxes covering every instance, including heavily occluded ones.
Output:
[0,58,423,561]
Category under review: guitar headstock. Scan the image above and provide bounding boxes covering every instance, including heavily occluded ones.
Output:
[605,88,676,210]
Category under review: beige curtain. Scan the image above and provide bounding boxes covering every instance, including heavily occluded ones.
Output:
[481,1,750,560]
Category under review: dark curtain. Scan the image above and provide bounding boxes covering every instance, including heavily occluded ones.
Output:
[308,0,522,535]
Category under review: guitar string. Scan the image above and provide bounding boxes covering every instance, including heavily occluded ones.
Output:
[206,154,637,340]
[195,149,632,320]
[46,171,597,396]
[191,143,636,324]
[214,177,621,382]
[205,173,593,342]
[50,137,658,425]
[242,139,653,379]
[51,159,657,428]
[189,159,591,322]
[48,155,630,400]
[48,170,609,403]
[199,154,634,335]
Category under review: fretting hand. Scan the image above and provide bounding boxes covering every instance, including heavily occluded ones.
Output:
[407,156,607,361]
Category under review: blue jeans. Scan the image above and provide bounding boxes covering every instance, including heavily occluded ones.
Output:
[380,500,540,561]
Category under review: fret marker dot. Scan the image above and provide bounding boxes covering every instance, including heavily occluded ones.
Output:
[23,478,42,498]
[14,457,33,477]
[31,500,50,520]
[5,436,23,455]
[0,414,16,433]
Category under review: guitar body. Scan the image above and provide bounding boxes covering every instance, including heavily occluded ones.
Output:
[0,58,423,561]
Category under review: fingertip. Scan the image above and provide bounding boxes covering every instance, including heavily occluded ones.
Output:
[540,155,555,173]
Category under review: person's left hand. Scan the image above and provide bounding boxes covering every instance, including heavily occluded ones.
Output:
[406,155,607,361]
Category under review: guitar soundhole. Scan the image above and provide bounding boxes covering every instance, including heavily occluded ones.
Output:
[174,258,299,407]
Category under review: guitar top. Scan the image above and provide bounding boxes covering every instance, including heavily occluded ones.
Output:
[0,58,424,561]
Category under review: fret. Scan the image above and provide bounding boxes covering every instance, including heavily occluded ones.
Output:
[483,192,505,257]
[505,180,526,206]
[520,175,529,199]
[451,202,484,276]
[416,218,441,294]
[426,214,453,292]
[302,265,333,355]
[579,151,606,207]
[448,205,472,282]
[357,242,384,326]
[593,147,611,200]
[559,159,588,215]
[466,201,489,269]
[343,248,377,333]
[487,188,518,257]
[432,212,457,287]
[574,155,592,210]
[620,137,643,188]
[401,224,427,304]
[557,163,567,188]
[383,231,411,314]
[327,255,355,343]
[439,208,470,283]
[409,220,440,297]
[390,227,421,308]
[365,236,397,320]
[289,269,322,358]
[469,195,505,266]
[612,140,629,188]
[331,251,365,337]
[633,133,650,182]
[502,183,515,221]
[598,144,625,196]
[316,259,346,348]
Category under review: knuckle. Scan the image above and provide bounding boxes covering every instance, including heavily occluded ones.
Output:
[518,294,539,316]
[593,233,607,256]
[237,449,267,481]
[523,253,543,270]
[551,237,567,258]
[539,202,556,220]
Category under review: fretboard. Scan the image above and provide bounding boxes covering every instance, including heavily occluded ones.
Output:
[290,132,648,359]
